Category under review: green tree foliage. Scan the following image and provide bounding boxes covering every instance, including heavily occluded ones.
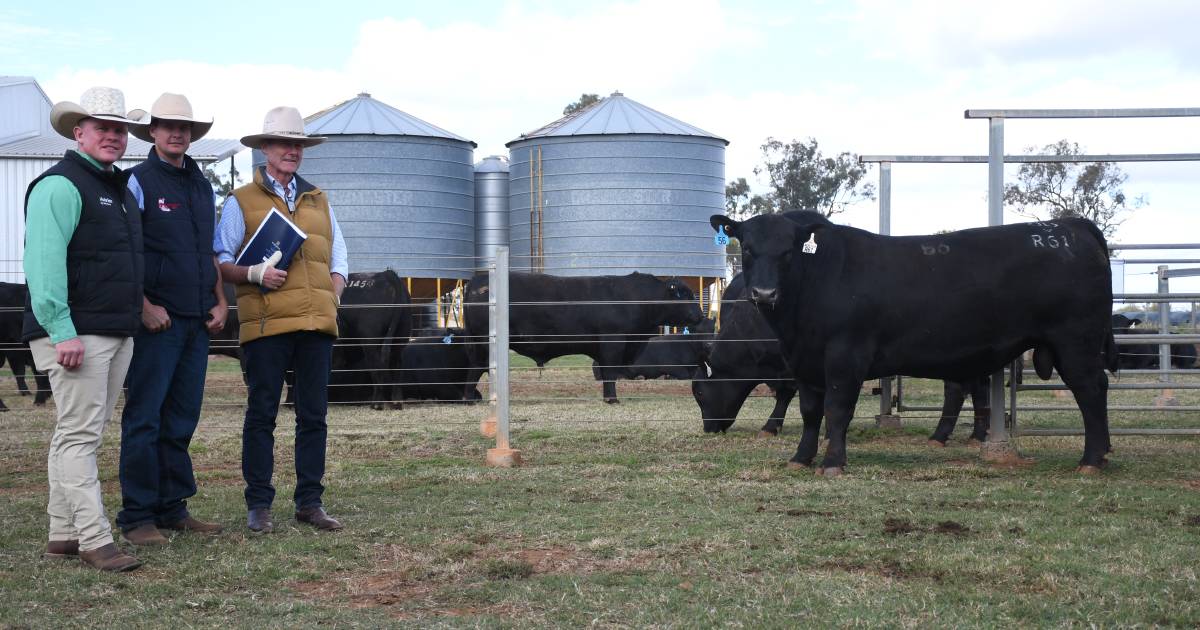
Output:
[724,177,771,220]
[204,160,241,214]
[1003,139,1144,239]
[563,93,601,116]
[752,137,875,217]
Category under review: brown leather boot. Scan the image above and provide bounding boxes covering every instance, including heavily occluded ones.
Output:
[247,508,273,534]
[295,506,343,531]
[162,516,223,534]
[122,523,169,546]
[79,543,142,572]
[43,539,79,560]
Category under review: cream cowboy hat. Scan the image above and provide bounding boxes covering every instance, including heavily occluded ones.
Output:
[239,106,325,149]
[50,86,147,140]
[127,92,214,143]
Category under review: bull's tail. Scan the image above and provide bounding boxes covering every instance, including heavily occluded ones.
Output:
[1104,330,1119,375]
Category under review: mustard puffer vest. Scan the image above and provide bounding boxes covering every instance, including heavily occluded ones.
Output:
[231,168,338,344]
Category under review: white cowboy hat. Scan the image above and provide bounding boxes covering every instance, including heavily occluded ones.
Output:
[127,92,214,143]
[50,86,147,140]
[239,106,325,149]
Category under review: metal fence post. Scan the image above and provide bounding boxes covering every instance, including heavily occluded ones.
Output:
[982,116,1021,463]
[1154,265,1178,406]
[486,247,521,467]
[875,162,902,428]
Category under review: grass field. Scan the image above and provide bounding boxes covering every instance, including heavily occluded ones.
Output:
[1,355,1198,627]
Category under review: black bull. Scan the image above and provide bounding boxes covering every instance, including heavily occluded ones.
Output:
[711,211,1117,474]
[463,272,704,403]
[0,282,50,410]
[209,271,412,409]
[692,273,991,445]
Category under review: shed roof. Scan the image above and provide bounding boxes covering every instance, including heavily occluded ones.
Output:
[305,92,476,146]
[509,91,727,146]
[0,135,242,162]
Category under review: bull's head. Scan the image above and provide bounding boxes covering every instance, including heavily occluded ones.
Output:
[663,278,705,326]
[711,214,819,308]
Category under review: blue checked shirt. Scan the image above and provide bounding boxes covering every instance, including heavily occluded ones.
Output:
[213,171,348,278]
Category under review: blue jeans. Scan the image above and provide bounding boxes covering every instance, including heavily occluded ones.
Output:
[117,316,209,530]
[241,331,333,511]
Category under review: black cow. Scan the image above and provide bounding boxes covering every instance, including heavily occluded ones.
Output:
[1110,313,1197,369]
[331,270,413,409]
[691,273,819,438]
[463,272,704,403]
[597,318,717,381]
[397,328,481,403]
[208,282,241,361]
[712,211,1117,474]
[0,282,50,410]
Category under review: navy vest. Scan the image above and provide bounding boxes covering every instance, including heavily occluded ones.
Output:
[129,148,217,317]
[23,151,144,341]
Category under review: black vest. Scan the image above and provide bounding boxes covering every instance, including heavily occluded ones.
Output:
[129,148,217,317]
[22,151,144,341]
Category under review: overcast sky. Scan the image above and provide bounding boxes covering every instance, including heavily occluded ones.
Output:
[6,0,1199,296]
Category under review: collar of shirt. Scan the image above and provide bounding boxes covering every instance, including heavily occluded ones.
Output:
[263,171,297,212]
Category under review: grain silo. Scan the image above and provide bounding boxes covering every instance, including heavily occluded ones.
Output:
[506,92,727,300]
[473,155,510,271]
[254,93,476,312]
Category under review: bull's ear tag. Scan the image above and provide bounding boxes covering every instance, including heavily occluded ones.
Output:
[704,361,713,377]
[714,225,729,246]
[442,334,453,344]
[802,233,818,254]
[683,326,691,335]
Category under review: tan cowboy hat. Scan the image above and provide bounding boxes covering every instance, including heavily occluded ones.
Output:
[50,86,147,140]
[127,92,214,143]
[239,106,325,149]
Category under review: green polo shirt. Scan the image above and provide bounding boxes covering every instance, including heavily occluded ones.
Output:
[23,150,109,344]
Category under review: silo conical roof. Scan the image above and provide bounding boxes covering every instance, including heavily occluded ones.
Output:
[306,92,476,146]
[509,91,727,145]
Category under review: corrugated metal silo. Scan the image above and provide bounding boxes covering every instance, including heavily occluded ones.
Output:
[253,93,476,298]
[473,155,510,270]
[505,92,726,281]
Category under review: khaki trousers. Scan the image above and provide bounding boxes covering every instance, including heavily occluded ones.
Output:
[31,335,133,552]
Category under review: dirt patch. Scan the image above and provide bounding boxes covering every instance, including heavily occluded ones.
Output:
[783,508,834,518]
[883,517,918,535]
[290,541,654,620]
[884,517,972,537]
[818,558,946,582]
[1185,516,1200,527]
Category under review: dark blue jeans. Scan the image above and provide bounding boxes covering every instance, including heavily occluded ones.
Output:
[241,331,333,511]
[117,315,209,531]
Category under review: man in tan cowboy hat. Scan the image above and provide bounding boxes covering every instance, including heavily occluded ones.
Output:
[23,86,147,572]
[214,106,347,534]
[115,93,227,546]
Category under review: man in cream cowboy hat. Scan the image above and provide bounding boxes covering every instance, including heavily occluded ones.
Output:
[116,93,227,546]
[23,86,147,572]
[214,106,348,533]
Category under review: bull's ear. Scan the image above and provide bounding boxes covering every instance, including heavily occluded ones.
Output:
[710,215,740,240]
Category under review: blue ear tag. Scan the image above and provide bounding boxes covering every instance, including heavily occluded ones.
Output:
[442,334,453,344]
[714,225,729,246]
[682,326,690,335]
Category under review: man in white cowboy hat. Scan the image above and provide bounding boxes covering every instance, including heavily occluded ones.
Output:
[23,86,147,572]
[115,93,227,546]
[214,106,347,533]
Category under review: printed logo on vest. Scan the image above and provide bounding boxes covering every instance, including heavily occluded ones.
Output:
[99,196,114,206]
[157,197,181,212]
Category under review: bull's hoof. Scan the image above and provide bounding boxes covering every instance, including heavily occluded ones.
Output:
[815,466,843,477]
[604,398,620,405]
[786,461,810,470]
[1076,465,1103,475]
[758,430,779,439]
[371,403,385,411]
[966,439,984,449]
[927,439,947,448]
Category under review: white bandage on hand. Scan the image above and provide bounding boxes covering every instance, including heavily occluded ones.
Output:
[247,251,282,285]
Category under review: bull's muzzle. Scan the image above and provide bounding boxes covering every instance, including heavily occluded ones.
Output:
[749,286,778,306]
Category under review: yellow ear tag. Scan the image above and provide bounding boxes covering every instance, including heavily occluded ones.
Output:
[802,233,818,254]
